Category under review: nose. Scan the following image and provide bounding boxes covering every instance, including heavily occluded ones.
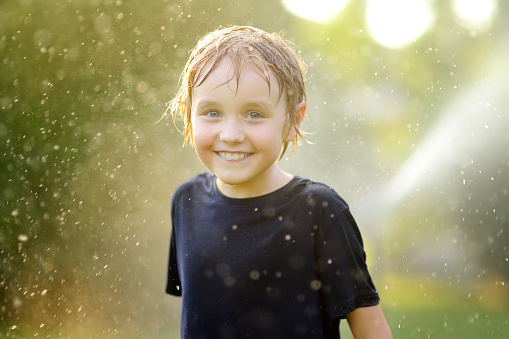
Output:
[219,118,245,144]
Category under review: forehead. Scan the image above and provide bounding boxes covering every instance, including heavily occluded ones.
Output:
[192,59,283,105]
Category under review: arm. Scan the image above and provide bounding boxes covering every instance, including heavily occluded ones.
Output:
[346,305,393,339]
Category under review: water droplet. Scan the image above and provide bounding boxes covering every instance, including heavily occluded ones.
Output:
[249,270,260,280]
[18,234,29,242]
[310,279,322,290]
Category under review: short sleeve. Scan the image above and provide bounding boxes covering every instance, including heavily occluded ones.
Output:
[316,204,379,320]
[166,202,182,296]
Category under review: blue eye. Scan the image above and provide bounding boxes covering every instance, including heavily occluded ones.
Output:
[206,111,220,118]
[247,111,262,119]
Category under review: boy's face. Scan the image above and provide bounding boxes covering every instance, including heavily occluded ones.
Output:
[191,59,296,197]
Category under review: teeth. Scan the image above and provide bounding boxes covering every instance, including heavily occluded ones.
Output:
[219,152,249,161]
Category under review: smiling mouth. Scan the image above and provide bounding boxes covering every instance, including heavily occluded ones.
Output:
[217,152,252,161]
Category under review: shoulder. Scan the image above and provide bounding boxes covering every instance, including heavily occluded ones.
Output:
[289,177,350,213]
[172,172,215,203]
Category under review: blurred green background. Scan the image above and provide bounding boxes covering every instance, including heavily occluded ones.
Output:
[1,0,508,338]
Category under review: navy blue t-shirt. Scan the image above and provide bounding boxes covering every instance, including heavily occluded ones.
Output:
[166,173,379,339]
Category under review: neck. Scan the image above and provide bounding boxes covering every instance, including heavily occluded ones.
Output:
[216,166,293,199]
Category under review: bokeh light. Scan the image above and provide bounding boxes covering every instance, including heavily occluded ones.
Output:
[452,0,498,32]
[365,0,435,48]
[282,0,350,23]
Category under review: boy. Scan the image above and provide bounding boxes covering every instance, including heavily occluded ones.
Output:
[166,26,392,338]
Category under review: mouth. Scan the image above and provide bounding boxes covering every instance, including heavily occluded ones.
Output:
[217,152,252,161]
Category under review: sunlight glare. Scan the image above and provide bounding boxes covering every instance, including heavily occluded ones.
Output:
[282,0,350,23]
[366,0,435,49]
[452,0,498,32]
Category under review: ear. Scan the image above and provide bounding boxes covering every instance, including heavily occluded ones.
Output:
[285,101,306,142]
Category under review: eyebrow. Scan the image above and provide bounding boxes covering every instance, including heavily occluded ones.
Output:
[194,100,218,110]
[243,101,274,112]
[194,99,274,112]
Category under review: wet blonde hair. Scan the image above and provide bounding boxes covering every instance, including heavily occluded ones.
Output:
[168,25,307,158]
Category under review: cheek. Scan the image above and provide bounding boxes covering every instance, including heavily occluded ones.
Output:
[193,132,214,163]
[192,122,215,149]
[252,127,284,149]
